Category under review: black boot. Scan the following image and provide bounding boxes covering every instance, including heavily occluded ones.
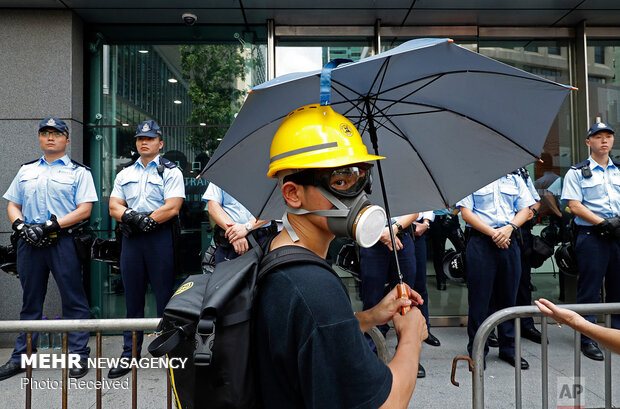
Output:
[107,356,133,379]
[0,361,25,381]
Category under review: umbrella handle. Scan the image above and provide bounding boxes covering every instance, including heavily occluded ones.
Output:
[396,283,411,315]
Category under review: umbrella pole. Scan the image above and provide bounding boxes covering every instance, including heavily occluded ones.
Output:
[364,102,410,313]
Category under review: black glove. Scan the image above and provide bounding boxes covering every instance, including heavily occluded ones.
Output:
[23,215,60,247]
[121,208,141,225]
[122,209,158,233]
[136,215,157,232]
[12,218,30,241]
[12,218,26,233]
[594,217,620,238]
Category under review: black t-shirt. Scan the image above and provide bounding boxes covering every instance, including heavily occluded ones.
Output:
[255,262,392,409]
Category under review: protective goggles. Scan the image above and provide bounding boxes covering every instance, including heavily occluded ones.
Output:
[283,164,372,198]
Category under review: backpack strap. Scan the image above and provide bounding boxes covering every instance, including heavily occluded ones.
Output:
[258,245,337,282]
[148,322,196,357]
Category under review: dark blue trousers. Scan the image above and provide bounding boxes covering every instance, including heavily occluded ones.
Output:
[359,232,416,335]
[12,235,91,362]
[413,233,431,328]
[516,228,535,329]
[120,226,175,357]
[466,234,521,358]
[574,227,620,344]
[214,245,238,264]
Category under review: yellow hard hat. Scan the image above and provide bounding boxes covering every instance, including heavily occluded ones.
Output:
[267,104,384,178]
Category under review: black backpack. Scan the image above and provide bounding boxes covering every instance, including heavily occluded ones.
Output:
[148,234,335,409]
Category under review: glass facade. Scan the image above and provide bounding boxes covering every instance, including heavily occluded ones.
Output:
[372,39,574,318]
[275,40,372,76]
[588,41,620,163]
[83,27,620,322]
[88,42,266,318]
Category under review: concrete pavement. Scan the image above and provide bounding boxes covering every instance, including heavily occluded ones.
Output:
[0,326,617,408]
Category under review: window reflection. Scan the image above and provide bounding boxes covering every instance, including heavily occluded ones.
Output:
[89,42,266,318]
[588,41,620,163]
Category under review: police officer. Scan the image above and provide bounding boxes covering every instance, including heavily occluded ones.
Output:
[561,121,620,361]
[513,168,544,344]
[202,183,269,263]
[457,173,534,369]
[359,212,431,377]
[429,207,462,291]
[0,117,97,380]
[108,120,185,378]
[412,211,441,347]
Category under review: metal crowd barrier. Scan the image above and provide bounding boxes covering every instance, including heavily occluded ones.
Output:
[0,318,170,409]
[451,303,620,409]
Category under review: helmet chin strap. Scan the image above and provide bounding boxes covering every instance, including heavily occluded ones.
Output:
[282,186,349,242]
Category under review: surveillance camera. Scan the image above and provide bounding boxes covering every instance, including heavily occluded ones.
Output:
[182,13,197,26]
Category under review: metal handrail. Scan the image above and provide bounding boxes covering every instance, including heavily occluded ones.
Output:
[0,318,159,333]
[0,318,168,409]
[470,302,620,409]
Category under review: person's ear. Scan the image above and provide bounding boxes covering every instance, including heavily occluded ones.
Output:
[281,181,303,209]
[585,138,591,148]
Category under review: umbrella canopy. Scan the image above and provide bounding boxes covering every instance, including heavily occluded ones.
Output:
[202,38,572,220]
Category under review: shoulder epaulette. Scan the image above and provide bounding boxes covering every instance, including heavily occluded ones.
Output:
[21,159,39,167]
[123,159,138,169]
[70,159,91,171]
[570,160,589,170]
[160,157,177,169]
[570,160,592,178]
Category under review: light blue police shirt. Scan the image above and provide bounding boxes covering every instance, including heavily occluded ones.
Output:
[417,211,436,222]
[3,155,98,223]
[202,183,254,224]
[110,155,185,213]
[523,175,541,203]
[456,174,535,228]
[560,156,620,226]
[547,177,562,197]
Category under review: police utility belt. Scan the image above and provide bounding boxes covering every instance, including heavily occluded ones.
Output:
[16,220,94,262]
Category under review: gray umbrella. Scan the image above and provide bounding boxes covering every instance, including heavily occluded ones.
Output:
[201,38,573,222]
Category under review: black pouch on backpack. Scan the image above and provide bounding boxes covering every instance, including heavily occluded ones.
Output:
[149,234,335,409]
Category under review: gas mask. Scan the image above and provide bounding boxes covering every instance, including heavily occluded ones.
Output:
[282,165,387,248]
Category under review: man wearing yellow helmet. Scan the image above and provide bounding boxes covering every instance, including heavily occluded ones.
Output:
[255,104,428,409]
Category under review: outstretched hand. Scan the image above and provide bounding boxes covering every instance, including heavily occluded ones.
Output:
[535,298,583,328]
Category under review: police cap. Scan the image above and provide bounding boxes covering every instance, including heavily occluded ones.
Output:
[39,117,69,135]
[135,120,163,138]
[587,122,614,138]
